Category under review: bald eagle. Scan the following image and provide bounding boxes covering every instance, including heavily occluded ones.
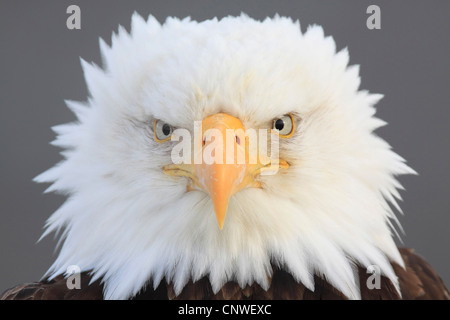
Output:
[1,13,448,300]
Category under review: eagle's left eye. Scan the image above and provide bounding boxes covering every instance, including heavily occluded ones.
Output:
[154,120,173,142]
[272,113,295,138]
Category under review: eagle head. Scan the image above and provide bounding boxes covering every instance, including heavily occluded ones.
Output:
[36,13,415,300]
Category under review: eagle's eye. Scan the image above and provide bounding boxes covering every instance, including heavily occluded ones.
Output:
[154,120,174,142]
[272,113,295,138]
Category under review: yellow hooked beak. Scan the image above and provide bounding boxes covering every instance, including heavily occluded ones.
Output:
[164,113,289,229]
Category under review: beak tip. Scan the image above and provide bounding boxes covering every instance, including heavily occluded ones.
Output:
[216,213,226,230]
[212,194,229,231]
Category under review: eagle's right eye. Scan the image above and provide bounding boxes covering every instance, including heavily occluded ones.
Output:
[154,120,173,142]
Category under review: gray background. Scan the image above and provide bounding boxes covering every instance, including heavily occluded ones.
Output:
[0,0,449,293]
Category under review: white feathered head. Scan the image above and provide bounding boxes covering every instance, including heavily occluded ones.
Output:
[36,13,415,300]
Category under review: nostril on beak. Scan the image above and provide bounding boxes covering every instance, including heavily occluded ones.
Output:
[235,135,240,145]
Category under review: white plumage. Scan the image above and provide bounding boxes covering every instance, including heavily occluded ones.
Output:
[35,13,415,300]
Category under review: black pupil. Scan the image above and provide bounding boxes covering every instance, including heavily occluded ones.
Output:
[274,119,285,131]
[162,124,171,136]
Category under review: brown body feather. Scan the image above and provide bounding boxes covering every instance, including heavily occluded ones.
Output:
[1,248,448,300]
